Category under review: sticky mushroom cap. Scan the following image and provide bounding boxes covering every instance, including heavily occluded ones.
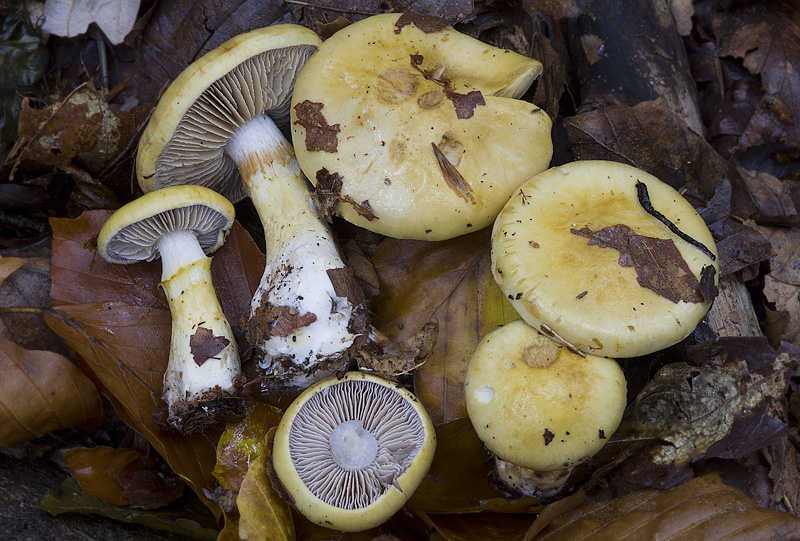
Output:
[272,371,436,532]
[290,13,553,240]
[465,319,627,472]
[492,160,719,358]
[136,24,322,202]
[97,184,235,264]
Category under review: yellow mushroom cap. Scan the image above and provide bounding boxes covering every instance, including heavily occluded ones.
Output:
[136,24,322,202]
[492,160,719,358]
[272,371,436,532]
[465,320,627,472]
[290,13,553,240]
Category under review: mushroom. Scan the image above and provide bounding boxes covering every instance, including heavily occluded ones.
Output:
[136,24,357,386]
[290,12,553,241]
[97,185,243,433]
[492,160,719,358]
[464,319,627,497]
[272,371,436,531]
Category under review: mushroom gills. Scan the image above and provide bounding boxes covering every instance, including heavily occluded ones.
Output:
[287,379,425,510]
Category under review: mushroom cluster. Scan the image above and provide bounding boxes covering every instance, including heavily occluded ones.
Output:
[136,24,357,386]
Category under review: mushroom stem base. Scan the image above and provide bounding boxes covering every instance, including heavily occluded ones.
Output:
[494,457,572,499]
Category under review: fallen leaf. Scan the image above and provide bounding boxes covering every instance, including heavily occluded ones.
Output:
[532,474,800,539]
[0,257,25,285]
[120,469,185,510]
[39,477,219,540]
[571,224,712,304]
[713,1,800,150]
[371,230,518,424]
[409,418,540,513]
[46,210,265,514]
[740,168,798,226]
[0,336,102,448]
[63,446,155,507]
[41,0,142,44]
[237,439,294,541]
[752,223,800,345]
[422,511,536,541]
[293,100,341,153]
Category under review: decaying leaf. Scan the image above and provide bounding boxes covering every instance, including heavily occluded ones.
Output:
[0,336,102,448]
[357,322,438,380]
[752,223,800,346]
[371,230,518,424]
[532,474,800,539]
[712,1,800,150]
[609,337,798,490]
[293,100,341,153]
[63,446,155,507]
[46,210,264,514]
[571,224,712,304]
[432,143,476,204]
[41,0,143,44]
[0,257,25,285]
[120,469,185,510]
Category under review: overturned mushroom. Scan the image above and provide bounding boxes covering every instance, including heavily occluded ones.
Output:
[465,320,627,497]
[136,24,357,386]
[97,185,243,433]
[272,371,436,531]
[492,160,719,358]
[291,13,553,240]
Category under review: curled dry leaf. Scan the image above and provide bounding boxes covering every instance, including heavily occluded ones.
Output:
[41,0,142,44]
[0,336,102,448]
[63,446,155,507]
[532,474,800,539]
[46,210,264,514]
[371,230,518,424]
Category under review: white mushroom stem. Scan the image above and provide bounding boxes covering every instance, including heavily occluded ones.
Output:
[157,230,241,419]
[494,457,572,498]
[225,115,356,384]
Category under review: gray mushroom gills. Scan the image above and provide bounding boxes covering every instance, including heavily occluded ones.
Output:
[288,379,426,509]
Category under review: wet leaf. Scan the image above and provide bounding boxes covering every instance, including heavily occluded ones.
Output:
[40,477,219,540]
[371,230,518,424]
[293,100,341,153]
[422,512,536,541]
[0,336,102,448]
[120,469,185,510]
[46,210,264,513]
[409,418,540,513]
[237,442,294,541]
[63,446,155,507]
[41,0,142,44]
[0,12,47,162]
[531,474,800,539]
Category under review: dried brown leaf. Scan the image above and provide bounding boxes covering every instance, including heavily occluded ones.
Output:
[371,230,518,424]
[532,474,800,539]
[119,469,185,510]
[0,336,102,448]
[0,257,25,285]
[293,100,341,153]
[713,1,800,149]
[752,223,800,345]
